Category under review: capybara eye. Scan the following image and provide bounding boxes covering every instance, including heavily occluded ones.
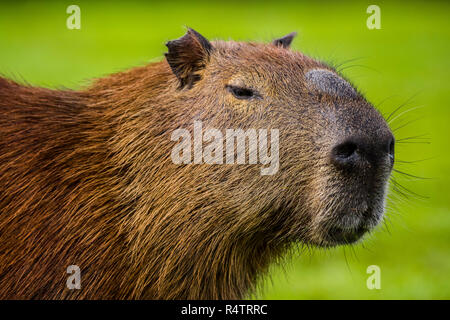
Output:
[226,85,257,100]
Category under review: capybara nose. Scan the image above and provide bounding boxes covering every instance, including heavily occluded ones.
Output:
[331,133,394,169]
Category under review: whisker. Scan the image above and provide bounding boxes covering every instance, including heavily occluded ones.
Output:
[392,118,421,132]
[390,178,428,199]
[376,95,395,112]
[396,134,429,142]
[337,64,381,74]
[349,244,359,262]
[342,247,352,274]
[387,188,410,208]
[383,218,392,236]
[388,104,425,125]
[395,157,434,164]
[393,169,431,180]
[396,141,430,145]
[332,57,366,70]
[385,95,418,122]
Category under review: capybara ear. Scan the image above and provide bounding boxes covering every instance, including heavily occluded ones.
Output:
[272,32,297,48]
[165,28,213,89]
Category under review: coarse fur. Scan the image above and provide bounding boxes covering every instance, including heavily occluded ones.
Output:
[0,29,394,299]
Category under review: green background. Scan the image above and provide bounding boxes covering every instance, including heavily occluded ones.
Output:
[0,0,448,299]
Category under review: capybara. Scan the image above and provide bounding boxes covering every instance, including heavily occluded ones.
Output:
[0,29,395,299]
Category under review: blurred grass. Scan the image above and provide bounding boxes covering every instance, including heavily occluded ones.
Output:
[0,0,449,299]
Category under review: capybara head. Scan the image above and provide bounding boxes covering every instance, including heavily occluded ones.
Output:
[163,29,394,249]
[0,28,395,299]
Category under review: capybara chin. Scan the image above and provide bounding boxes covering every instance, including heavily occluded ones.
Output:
[0,29,394,299]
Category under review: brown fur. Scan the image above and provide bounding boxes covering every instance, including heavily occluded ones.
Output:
[0,30,393,299]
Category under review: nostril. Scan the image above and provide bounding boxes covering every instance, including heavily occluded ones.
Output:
[389,138,395,154]
[389,137,395,160]
[331,141,359,168]
[332,135,394,168]
[333,141,358,160]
